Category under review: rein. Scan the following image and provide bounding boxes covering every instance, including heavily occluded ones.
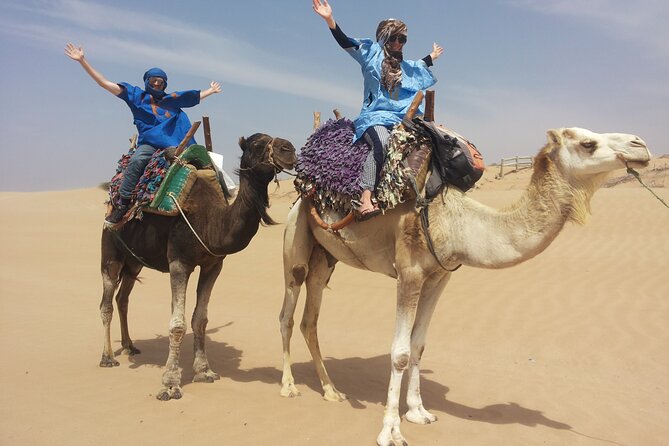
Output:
[109,228,159,270]
[626,165,669,209]
[419,202,462,272]
[168,192,226,257]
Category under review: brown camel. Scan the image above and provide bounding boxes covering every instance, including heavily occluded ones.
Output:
[100,133,296,401]
[279,127,651,445]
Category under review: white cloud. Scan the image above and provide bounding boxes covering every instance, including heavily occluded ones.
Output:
[0,0,360,107]
[504,0,669,59]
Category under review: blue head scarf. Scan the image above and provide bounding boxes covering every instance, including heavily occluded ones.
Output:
[143,67,168,99]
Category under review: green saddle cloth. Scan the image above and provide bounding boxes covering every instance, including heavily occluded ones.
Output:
[145,144,214,215]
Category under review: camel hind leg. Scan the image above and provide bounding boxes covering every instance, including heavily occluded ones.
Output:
[279,199,313,397]
[100,259,122,367]
[116,262,143,355]
[100,229,124,367]
[301,244,343,401]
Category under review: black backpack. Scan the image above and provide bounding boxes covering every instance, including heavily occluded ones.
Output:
[404,117,485,198]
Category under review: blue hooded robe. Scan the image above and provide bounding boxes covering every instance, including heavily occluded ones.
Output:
[346,38,436,141]
[116,68,200,149]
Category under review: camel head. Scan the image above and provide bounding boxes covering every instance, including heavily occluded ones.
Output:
[238,133,297,181]
[529,127,651,225]
[544,127,651,181]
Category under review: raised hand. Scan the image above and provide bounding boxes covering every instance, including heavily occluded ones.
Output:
[64,43,84,62]
[430,43,444,61]
[313,0,334,25]
[209,81,222,94]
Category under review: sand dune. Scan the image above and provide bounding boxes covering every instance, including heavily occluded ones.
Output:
[1,160,667,445]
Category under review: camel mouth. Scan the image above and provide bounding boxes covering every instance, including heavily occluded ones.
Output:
[625,159,650,168]
[273,157,297,172]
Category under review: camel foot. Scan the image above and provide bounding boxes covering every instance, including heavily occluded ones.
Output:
[122,345,141,355]
[405,406,437,425]
[193,370,220,383]
[156,386,182,401]
[99,354,120,367]
[280,383,301,398]
[377,426,408,446]
[323,385,347,402]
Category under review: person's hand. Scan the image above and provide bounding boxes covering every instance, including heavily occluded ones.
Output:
[209,81,221,94]
[430,43,444,61]
[312,0,333,22]
[64,43,84,62]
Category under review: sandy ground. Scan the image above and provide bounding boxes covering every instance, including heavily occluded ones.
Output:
[1,158,667,446]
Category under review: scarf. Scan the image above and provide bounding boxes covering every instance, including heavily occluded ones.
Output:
[375,19,408,94]
[142,67,168,100]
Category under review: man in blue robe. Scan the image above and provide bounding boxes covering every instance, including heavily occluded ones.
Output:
[65,43,221,224]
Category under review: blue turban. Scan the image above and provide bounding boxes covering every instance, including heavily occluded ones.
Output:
[143,67,168,99]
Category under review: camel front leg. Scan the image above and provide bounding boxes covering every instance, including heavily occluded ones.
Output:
[116,264,143,355]
[279,199,313,398]
[100,260,122,367]
[405,272,450,425]
[377,269,424,446]
[157,260,193,401]
[301,245,343,401]
[192,260,224,383]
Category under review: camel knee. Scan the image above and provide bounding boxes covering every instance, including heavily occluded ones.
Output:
[392,351,411,371]
[101,309,113,326]
[290,264,308,286]
[169,321,186,344]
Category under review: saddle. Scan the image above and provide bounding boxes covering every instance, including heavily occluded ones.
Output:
[295,117,485,222]
[108,144,228,221]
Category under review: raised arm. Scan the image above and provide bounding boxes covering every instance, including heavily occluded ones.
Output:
[64,43,122,96]
[200,81,222,100]
[312,0,336,29]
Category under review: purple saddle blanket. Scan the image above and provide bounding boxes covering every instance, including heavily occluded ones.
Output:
[294,118,371,213]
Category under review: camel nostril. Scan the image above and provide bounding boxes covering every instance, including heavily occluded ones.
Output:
[630,138,646,147]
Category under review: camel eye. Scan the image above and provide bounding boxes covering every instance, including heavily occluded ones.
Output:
[580,140,597,151]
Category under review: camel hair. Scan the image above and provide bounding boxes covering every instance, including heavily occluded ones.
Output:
[279,127,651,446]
[99,133,296,401]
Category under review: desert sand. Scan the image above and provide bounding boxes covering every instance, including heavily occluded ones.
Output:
[1,158,667,446]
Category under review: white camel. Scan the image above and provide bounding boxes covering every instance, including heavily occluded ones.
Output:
[278,127,650,446]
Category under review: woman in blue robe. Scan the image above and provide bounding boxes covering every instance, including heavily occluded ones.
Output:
[313,0,443,219]
[65,43,222,225]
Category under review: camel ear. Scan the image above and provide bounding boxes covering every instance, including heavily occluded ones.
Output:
[238,137,247,152]
[547,129,561,145]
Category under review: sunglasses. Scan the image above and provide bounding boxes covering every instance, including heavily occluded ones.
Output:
[388,35,407,44]
[148,77,165,86]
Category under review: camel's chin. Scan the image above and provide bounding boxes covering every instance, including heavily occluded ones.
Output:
[625,159,650,169]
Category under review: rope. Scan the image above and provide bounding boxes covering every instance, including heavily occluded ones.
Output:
[627,167,669,209]
[109,229,157,270]
[168,192,226,257]
[419,205,461,272]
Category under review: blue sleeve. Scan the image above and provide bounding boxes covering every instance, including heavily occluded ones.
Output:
[116,82,140,105]
[160,90,201,108]
[346,38,379,67]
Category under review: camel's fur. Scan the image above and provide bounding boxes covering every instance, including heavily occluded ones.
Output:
[99,133,296,400]
[279,127,650,446]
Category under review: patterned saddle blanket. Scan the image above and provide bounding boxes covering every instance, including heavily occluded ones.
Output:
[294,118,433,214]
[108,144,217,219]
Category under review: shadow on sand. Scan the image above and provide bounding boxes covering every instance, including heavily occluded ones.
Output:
[117,325,570,432]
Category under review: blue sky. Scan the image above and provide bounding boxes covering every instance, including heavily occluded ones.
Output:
[1,0,667,191]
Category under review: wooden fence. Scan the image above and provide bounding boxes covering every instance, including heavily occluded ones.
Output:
[497,156,533,178]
